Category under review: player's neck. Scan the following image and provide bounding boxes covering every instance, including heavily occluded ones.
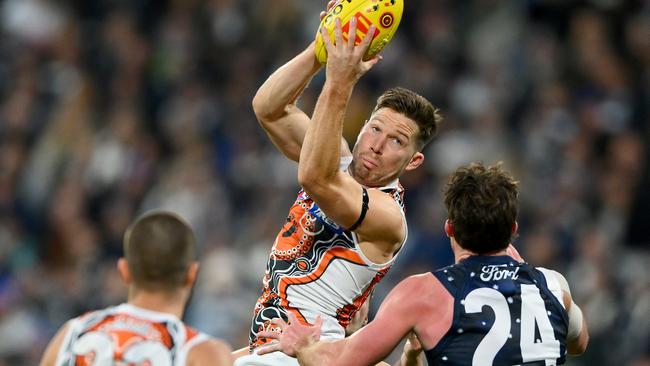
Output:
[128,288,187,319]
[452,239,508,263]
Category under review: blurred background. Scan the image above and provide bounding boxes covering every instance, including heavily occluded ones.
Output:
[0,0,648,364]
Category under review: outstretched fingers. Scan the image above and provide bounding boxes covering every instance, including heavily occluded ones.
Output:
[348,16,358,48]
[333,17,344,50]
[320,26,334,53]
[313,315,323,328]
[358,25,376,55]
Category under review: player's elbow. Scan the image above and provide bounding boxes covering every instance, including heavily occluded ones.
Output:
[567,329,589,355]
[252,92,270,121]
[298,168,319,191]
[252,91,284,123]
[298,168,334,198]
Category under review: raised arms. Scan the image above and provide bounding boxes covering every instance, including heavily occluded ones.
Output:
[252,2,350,162]
[297,19,406,260]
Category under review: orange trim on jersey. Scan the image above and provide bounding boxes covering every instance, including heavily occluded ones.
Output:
[336,267,389,328]
[80,313,175,362]
[277,247,367,324]
[185,325,199,341]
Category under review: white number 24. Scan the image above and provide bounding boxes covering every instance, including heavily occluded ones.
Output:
[71,331,172,365]
[464,285,561,366]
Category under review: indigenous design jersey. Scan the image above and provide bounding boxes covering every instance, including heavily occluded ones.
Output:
[54,303,209,366]
[249,157,406,349]
[426,256,569,366]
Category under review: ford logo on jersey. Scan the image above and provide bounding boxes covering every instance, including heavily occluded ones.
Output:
[308,202,345,235]
[480,264,520,281]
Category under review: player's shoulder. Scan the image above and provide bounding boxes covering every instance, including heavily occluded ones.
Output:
[399,272,436,288]
[531,266,568,287]
[39,319,76,366]
[432,262,467,282]
[393,273,442,303]
[389,273,453,317]
[186,337,232,366]
[432,262,459,275]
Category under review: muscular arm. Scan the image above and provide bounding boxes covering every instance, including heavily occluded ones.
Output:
[296,275,438,366]
[252,43,351,162]
[187,339,232,366]
[39,322,71,366]
[298,22,404,255]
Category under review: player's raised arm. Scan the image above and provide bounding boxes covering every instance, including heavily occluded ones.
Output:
[252,1,350,162]
[298,19,406,253]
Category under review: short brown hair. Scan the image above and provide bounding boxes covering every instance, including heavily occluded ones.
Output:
[372,87,442,150]
[443,162,519,254]
[123,211,195,291]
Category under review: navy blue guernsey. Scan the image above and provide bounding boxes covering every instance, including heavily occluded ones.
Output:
[425,255,569,366]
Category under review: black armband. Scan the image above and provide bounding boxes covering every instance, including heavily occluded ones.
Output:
[347,188,369,232]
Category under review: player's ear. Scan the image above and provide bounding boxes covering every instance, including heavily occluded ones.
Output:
[512,221,518,235]
[117,258,133,284]
[444,219,454,238]
[405,151,424,171]
[186,262,199,286]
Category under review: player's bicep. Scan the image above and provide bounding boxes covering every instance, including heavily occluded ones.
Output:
[312,174,404,244]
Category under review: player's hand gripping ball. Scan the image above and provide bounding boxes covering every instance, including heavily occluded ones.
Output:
[315,0,404,64]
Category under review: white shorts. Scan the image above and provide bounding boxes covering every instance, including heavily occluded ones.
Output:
[233,350,299,366]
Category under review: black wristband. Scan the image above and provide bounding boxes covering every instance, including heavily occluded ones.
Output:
[348,188,369,232]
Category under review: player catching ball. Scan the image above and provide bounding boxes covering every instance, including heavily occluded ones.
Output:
[235,1,442,365]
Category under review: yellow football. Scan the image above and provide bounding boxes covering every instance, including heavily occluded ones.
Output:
[315,0,404,64]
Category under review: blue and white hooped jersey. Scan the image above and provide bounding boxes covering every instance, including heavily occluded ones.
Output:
[426,255,569,366]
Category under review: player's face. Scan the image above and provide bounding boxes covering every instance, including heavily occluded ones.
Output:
[349,108,424,187]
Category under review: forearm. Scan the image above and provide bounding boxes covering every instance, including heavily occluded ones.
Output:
[252,43,321,121]
[298,79,354,186]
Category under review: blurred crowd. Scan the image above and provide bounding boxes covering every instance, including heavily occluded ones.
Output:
[0,0,648,364]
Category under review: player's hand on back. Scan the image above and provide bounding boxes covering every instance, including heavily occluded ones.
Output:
[398,332,424,366]
[403,332,422,357]
[506,243,524,263]
[257,312,323,357]
[320,17,380,87]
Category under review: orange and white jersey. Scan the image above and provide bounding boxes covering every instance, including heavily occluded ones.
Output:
[54,303,210,366]
[249,157,407,349]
